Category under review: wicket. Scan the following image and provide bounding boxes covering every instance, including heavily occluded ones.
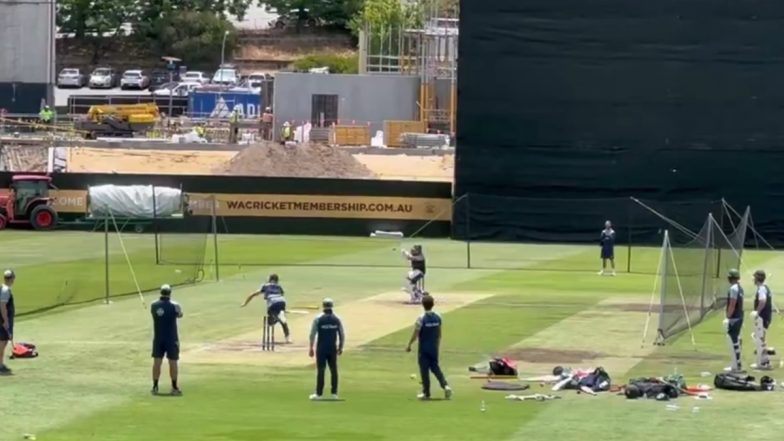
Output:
[262,316,275,351]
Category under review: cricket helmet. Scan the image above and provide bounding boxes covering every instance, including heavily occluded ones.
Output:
[754,269,767,282]
[269,273,279,283]
[412,244,422,254]
[160,284,172,296]
[322,297,334,309]
[727,269,741,279]
[3,269,15,280]
[552,366,564,376]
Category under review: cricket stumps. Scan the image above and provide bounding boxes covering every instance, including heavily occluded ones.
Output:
[262,316,275,351]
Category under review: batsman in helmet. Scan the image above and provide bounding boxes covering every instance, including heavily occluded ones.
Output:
[242,273,292,344]
[401,245,426,304]
[750,269,775,370]
[723,269,745,372]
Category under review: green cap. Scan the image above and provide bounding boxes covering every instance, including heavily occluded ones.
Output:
[727,269,741,279]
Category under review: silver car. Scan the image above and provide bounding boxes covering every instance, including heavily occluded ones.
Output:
[57,68,87,88]
[120,69,150,90]
[89,67,118,89]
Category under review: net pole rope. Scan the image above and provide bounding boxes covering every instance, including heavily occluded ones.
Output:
[108,209,147,308]
[640,230,666,347]
[629,197,698,240]
[723,200,774,250]
[720,199,737,231]
[667,234,698,349]
[407,193,467,240]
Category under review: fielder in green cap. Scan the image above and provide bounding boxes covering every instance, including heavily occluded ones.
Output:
[723,269,744,372]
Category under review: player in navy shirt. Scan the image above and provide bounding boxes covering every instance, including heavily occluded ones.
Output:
[599,220,616,276]
[242,274,291,343]
[406,294,452,400]
[751,269,774,370]
[150,284,183,396]
[309,298,345,400]
[723,269,744,372]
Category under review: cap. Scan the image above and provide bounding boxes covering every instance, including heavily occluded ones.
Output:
[3,269,15,279]
[160,284,172,295]
[727,269,741,279]
[322,297,334,308]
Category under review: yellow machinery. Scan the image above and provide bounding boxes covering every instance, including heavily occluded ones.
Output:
[77,103,160,139]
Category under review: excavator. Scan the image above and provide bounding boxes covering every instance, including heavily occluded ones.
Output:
[75,103,160,139]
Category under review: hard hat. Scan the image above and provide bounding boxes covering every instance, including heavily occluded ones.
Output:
[283,121,290,127]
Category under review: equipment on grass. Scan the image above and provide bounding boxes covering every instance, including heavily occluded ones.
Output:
[0,175,58,230]
[10,342,38,359]
[481,381,529,391]
[714,372,775,391]
[75,103,159,139]
[505,393,561,402]
[624,378,680,400]
[262,315,275,351]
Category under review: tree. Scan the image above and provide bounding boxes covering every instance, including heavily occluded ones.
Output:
[262,0,362,28]
[349,0,422,35]
[153,11,238,69]
[57,0,133,38]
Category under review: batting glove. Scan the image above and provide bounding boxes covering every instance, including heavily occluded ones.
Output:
[722,318,730,330]
[751,311,759,319]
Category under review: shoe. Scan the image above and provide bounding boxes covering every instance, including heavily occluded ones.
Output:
[444,386,453,400]
[151,386,159,395]
[417,393,430,400]
[751,363,772,371]
[331,394,339,400]
[0,365,13,376]
[171,388,183,396]
[285,337,292,344]
[597,271,605,276]
[724,365,743,373]
[309,394,322,401]
[611,271,617,276]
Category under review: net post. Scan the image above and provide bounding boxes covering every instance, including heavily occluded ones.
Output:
[153,184,160,265]
[700,215,714,316]
[211,195,220,281]
[626,197,632,273]
[466,193,472,269]
[104,216,110,304]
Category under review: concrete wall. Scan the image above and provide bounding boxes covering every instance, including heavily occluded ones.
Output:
[0,0,55,111]
[272,73,420,139]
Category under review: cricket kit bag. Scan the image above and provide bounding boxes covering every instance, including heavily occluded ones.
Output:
[714,373,775,391]
[624,378,680,400]
[10,342,38,359]
[489,357,518,376]
[564,367,611,392]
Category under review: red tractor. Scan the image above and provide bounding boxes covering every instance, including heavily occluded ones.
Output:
[0,175,59,230]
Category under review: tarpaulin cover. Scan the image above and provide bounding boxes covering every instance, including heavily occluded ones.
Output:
[88,185,183,218]
[455,0,784,244]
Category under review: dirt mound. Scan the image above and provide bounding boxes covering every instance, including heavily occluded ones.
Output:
[215,142,376,179]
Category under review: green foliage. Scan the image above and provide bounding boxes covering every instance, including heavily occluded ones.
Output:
[57,0,132,37]
[262,0,362,27]
[291,53,359,74]
[151,11,238,69]
[349,0,423,36]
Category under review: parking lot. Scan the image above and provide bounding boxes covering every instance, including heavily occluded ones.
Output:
[55,86,150,107]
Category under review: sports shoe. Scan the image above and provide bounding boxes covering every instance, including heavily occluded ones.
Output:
[751,362,772,371]
[309,394,322,401]
[0,365,14,376]
[724,365,743,373]
[331,394,339,400]
[171,388,183,396]
[611,271,617,276]
[417,393,430,400]
[444,386,453,400]
[285,337,292,344]
[597,271,605,276]
[151,386,159,395]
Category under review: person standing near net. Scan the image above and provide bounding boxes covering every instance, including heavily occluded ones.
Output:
[242,273,292,344]
[309,298,344,401]
[0,270,16,375]
[406,294,453,400]
[151,284,183,396]
[402,245,426,303]
[598,221,616,276]
[723,269,744,373]
[751,269,773,370]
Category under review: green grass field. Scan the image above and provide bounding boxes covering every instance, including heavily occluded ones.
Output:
[2,230,784,441]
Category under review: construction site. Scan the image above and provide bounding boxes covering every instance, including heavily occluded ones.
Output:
[0,0,458,183]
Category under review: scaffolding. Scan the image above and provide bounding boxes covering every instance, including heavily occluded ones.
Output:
[359,0,459,134]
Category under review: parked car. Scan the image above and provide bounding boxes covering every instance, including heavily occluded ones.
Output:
[57,68,87,88]
[120,69,151,90]
[181,71,210,85]
[211,64,239,85]
[88,67,118,89]
[149,69,180,91]
[151,81,201,97]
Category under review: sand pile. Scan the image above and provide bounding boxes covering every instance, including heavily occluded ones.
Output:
[215,142,376,179]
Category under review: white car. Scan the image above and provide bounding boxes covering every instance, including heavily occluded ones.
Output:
[89,67,118,89]
[120,70,150,90]
[57,68,87,88]
[212,65,238,85]
[151,81,201,97]
[181,71,210,84]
